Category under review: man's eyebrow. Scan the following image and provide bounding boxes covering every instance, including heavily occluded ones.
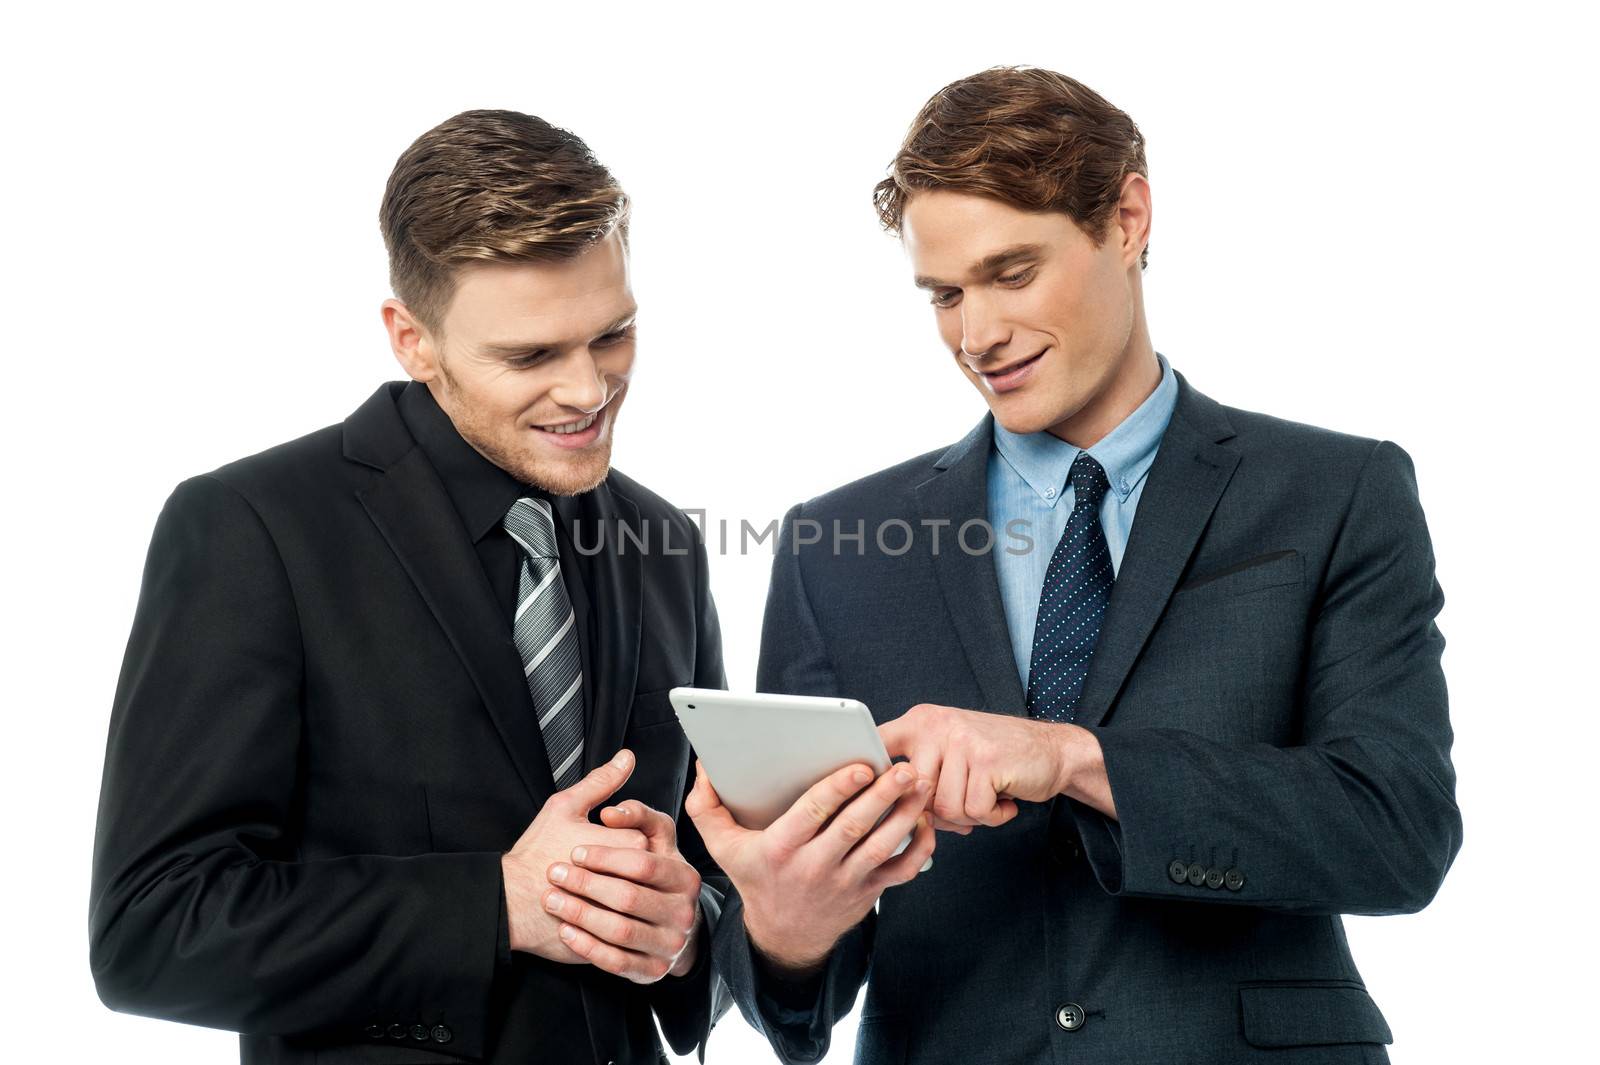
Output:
[479,309,639,355]
[914,244,1046,290]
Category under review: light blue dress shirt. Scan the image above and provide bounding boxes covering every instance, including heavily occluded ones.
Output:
[987,351,1179,688]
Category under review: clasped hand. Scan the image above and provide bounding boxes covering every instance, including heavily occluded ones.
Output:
[501,749,703,984]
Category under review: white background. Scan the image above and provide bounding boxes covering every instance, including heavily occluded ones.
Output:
[5,2,1595,1062]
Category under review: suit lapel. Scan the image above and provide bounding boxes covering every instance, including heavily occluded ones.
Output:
[914,415,1029,717]
[345,384,558,808]
[576,480,642,772]
[1071,369,1240,729]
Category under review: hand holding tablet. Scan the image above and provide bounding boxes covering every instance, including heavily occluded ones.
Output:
[675,688,938,976]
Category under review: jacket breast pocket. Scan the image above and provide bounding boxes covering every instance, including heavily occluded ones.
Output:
[614,688,691,813]
[1238,980,1393,1050]
[1165,549,1303,620]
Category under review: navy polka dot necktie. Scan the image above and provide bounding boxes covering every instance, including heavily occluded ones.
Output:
[1025,452,1115,723]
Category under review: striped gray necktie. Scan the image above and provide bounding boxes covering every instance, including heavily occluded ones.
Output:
[503,497,585,790]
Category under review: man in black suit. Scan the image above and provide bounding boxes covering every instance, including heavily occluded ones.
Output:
[690,68,1462,1063]
[89,109,730,1064]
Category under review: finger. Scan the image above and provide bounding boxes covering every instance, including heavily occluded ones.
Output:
[814,763,921,864]
[843,776,932,877]
[682,760,746,857]
[881,714,942,801]
[877,716,911,758]
[870,812,938,890]
[929,815,973,835]
[931,747,977,826]
[543,882,688,962]
[765,761,877,855]
[963,761,1004,825]
[568,844,701,897]
[592,825,649,850]
[598,800,678,855]
[548,862,698,933]
[555,748,636,815]
[557,920,673,984]
[987,797,1021,827]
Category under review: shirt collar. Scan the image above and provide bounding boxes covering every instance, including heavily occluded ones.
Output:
[395,379,582,542]
[991,350,1178,506]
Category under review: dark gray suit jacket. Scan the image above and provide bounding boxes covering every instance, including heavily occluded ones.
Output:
[712,368,1461,1064]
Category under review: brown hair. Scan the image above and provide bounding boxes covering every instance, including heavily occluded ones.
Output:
[379,109,629,338]
[873,67,1149,269]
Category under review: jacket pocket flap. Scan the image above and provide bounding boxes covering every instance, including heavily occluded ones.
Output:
[1239,982,1393,1047]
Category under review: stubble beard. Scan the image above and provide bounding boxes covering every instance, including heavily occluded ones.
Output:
[437,361,614,497]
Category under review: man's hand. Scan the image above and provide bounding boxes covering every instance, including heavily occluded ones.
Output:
[501,749,649,966]
[542,796,705,984]
[684,758,935,977]
[879,703,1116,831]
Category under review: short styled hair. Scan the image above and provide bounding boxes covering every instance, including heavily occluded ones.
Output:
[379,109,629,338]
[872,67,1149,269]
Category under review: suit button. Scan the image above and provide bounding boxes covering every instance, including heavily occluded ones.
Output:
[1186,862,1206,886]
[1055,1002,1085,1031]
[1224,868,1245,891]
[1205,867,1224,889]
[1168,859,1188,883]
[386,1023,406,1039]
[364,1025,383,1039]
[431,1024,454,1044]
[410,1023,429,1041]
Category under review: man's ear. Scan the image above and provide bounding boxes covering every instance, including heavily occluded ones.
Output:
[380,298,438,382]
[1114,171,1152,270]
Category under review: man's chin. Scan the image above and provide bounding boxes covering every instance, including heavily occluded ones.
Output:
[987,402,1056,438]
[505,442,613,496]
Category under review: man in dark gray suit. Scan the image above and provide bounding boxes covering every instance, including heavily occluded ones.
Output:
[687,67,1461,1064]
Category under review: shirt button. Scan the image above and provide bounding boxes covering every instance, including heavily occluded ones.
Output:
[1045,487,1057,498]
[1224,868,1246,891]
[1119,478,1130,494]
[1205,867,1225,889]
[1055,1002,1086,1031]
[410,1023,429,1041]
[431,1024,454,1044]
[386,1023,406,1039]
[1168,859,1188,884]
[1186,862,1207,886]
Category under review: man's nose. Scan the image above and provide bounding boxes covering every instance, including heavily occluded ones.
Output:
[547,348,607,411]
[960,295,1009,360]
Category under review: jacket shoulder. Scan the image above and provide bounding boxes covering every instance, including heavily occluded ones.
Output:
[789,443,948,520]
[196,422,352,501]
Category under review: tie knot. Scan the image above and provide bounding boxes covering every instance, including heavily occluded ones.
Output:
[503,497,560,559]
[1068,452,1111,507]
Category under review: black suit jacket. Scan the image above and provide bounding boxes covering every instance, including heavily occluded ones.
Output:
[714,367,1462,1064]
[89,380,732,1065]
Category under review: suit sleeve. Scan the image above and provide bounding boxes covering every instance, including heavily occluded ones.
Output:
[1060,439,1464,916]
[88,474,505,1059]
[645,523,735,1061]
[711,502,875,1065]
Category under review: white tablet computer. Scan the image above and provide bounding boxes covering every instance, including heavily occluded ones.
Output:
[669,687,928,868]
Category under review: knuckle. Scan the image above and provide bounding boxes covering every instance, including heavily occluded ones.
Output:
[837,817,870,843]
[669,931,689,955]
[859,843,892,867]
[617,883,642,913]
[932,798,961,821]
[612,919,636,946]
[802,798,832,825]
